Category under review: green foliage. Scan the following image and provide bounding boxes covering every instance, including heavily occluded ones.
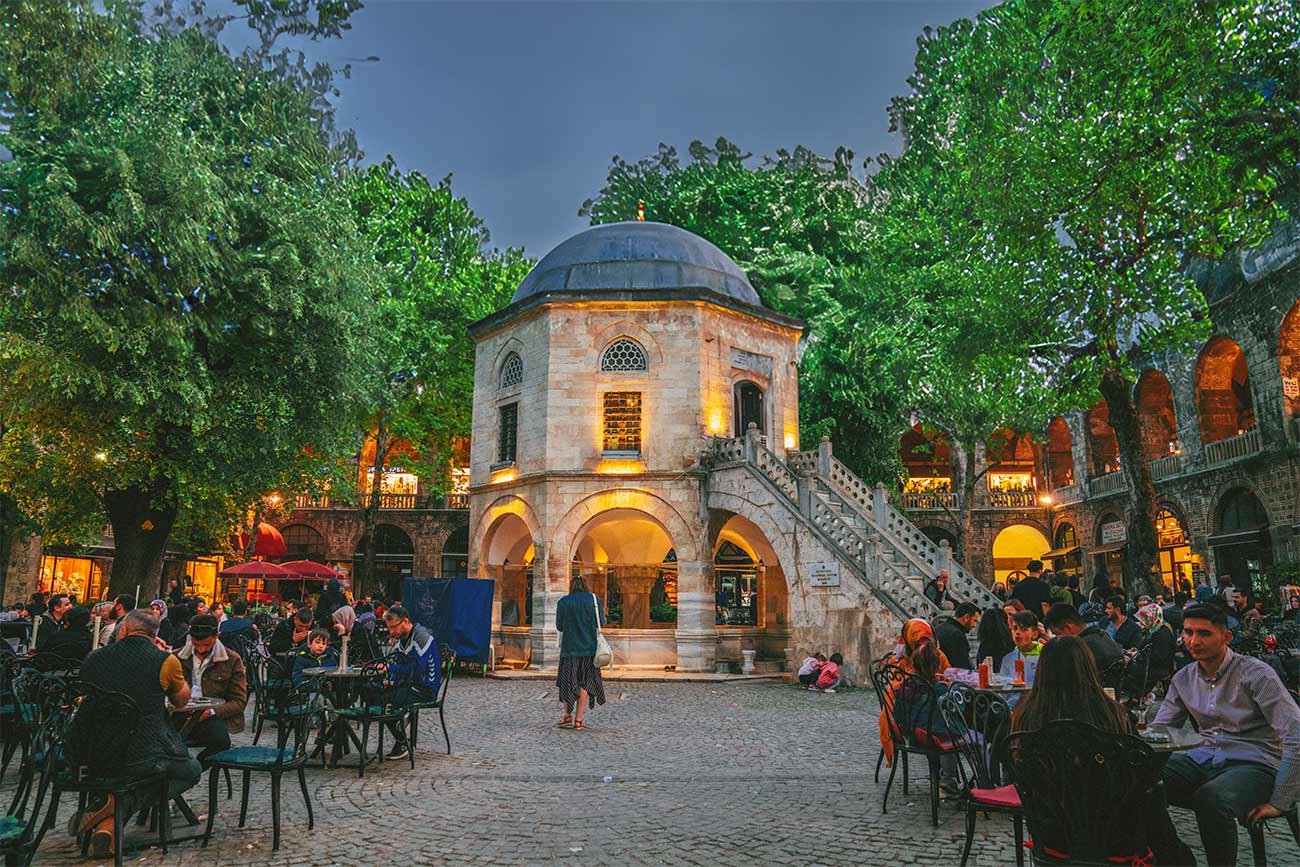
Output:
[582,140,911,485]
[0,0,380,585]
[1261,561,1300,610]
[349,160,533,495]
[649,602,677,623]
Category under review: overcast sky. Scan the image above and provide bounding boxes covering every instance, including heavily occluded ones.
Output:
[248,1,992,255]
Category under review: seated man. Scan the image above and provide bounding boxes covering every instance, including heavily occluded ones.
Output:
[381,605,441,760]
[268,606,314,655]
[1153,603,1300,866]
[75,610,200,857]
[217,600,258,642]
[42,605,94,661]
[175,614,248,764]
[1043,603,1125,675]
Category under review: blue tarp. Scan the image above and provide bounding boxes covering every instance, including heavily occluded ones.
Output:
[402,577,495,663]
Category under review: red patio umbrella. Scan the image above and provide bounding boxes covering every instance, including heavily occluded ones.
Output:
[218,560,297,579]
[280,560,344,581]
[228,522,288,559]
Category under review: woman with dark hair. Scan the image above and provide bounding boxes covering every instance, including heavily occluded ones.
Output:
[976,606,1015,671]
[554,575,607,731]
[1011,635,1131,734]
[167,600,195,650]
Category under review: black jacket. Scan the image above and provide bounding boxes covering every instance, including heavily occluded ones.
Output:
[934,617,972,670]
[42,625,93,662]
[1109,616,1142,650]
[1077,624,1125,675]
[1011,576,1052,616]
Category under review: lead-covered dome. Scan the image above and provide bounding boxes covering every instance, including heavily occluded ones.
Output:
[512,221,761,307]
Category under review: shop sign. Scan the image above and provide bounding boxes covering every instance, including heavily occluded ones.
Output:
[809,562,840,587]
[1284,377,1300,400]
[1101,521,1127,545]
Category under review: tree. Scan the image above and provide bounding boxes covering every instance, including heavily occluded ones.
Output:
[0,1,381,597]
[880,0,1297,593]
[348,160,531,595]
[582,140,914,485]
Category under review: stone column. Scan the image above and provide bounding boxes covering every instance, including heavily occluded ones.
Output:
[530,549,563,668]
[675,560,718,672]
[615,566,658,629]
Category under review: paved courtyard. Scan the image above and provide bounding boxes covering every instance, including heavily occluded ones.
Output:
[13,678,1300,865]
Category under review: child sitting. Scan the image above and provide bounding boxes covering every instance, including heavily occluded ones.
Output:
[292,628,339,685]
[815,652,843,692]
[798,652,826,687]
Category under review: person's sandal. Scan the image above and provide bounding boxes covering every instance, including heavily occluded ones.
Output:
[574,721,585,730]
[557,717,574,728]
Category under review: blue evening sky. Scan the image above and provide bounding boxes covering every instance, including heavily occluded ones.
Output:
[235,1,992,255]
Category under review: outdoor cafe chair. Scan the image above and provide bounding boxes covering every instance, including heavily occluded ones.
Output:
[938,685,1024,867]
[866,653,895,784]
[406,645,457,756]
[8,671,66,819]
[201,678,319,853]
[1003,719,1165,865]
[0,676,63,866]
[873,663,957,826]
[0,650,26,783]
[1241,804,1300,867]
[335,653,418,777]
[251,652,299,746]
[44,681,176,867]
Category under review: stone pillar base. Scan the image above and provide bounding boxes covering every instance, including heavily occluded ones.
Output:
[675,627,719,672]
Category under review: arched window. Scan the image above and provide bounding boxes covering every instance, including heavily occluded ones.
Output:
[1046,417,1075,488]
[1195,336,1255,444]
[600,338,648,372]
[499,351,523,389]
[281,524,325,561]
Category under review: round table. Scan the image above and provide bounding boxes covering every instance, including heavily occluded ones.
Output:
[301,666,370,768]
[1138,725,1200,754]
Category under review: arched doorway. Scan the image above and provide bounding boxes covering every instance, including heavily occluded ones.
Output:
[440,524,469,579]
[481,513,535,627]
[1155,508,1194,595]
[1086,402,1120,478]
[353,524,414,601]
[709,511,791,670]
[571,509,678,631]
[1093,512,1129,594]
[1136,369,1180,462]
[281,524,325,562]
[1046,417,1075,490]
[1196,336,1256,444]
[733,381,766,438]
[1210,488,1272,598]
[1279,299,1300,420]
[1045,523,1081,579]
[992,524,1050,587]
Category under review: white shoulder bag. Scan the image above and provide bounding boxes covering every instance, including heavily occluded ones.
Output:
[591,593,613,668]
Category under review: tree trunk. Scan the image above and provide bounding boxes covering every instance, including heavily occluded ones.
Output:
[946,437,977,571]
[104,484,178,602]
[1098,367,1163,597]
[358,413,388,598]
[0,497,13,603]
[244,502,263,561]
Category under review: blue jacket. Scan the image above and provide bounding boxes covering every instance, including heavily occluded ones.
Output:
[391,623,441,694]
[292,646,338,686]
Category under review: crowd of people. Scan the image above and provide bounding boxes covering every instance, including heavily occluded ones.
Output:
[3,579,440,858]
[884,559,1300,866]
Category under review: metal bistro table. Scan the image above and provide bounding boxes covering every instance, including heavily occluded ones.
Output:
[302,665,369,769]
[1138,724,1201,755]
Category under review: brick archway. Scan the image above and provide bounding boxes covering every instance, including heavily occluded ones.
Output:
[1195,336,1255,444]
[1136,368,1179,461]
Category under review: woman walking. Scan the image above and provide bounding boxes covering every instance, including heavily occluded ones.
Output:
[555,576,606,730]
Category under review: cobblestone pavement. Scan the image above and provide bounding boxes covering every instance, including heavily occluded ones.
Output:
[11,680,1300,865]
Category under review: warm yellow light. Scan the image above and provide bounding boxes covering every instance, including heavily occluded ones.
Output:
[266,493,282,505]
[94,452,107,461]
[784,432,797,450]
[707,409,725,435]
[598,458,643,475]
[1039,495,1053,505]
[491,468,516,484]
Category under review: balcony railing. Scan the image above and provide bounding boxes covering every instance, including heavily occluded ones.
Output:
[1149,453,1184,481]
[900,491,958,511]
[294,494,331,508]
[1204,427,1262,467]
[444,493,469,510]
[359,493,418,510]
[1050,484,1081,505]
[989,491,1039,508]
[1089,471,1127,497]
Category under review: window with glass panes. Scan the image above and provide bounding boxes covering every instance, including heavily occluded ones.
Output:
[498,403,518,463]
[602,391,642,453]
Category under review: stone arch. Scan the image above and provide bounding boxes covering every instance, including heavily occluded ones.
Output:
[592,319,665,369]
[492,337,527,392]
[1045,416,1074,489]
[1214,484,1271,535]
[992,524,1050,585]
[1195,335,1256,444]
[704,491,799,592]
[1085,401,1120,477]
[1135,368,1179,461]
[1278,299,1300,419]
[470,493,542,578]
[707,510,791,630]
[278,520,327,560]
[550,488,700,571]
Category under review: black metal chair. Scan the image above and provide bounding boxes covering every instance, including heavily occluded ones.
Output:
[866,653,895,784]
[201,678,318,852]
[0,676,62,866]
[874,663,958,826]
[7,671,66,819]
[1241,805,1300,867]
[251,652,298,745]
[939,685,1024,867]
[335,653,417,777]
[407,645,457,756]
[43,682,173,867]
[0,650,23,781]
[1003,720,1165,865]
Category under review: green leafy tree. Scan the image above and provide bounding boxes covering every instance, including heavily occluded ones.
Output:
[882,0,1297,593]
[0,1,380,597]
[582,139,913,485]
[348,160,531,595]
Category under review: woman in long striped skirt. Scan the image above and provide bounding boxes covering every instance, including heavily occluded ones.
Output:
[555,575,606,730]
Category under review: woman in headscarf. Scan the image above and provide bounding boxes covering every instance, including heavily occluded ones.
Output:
[334,603,380,662]
[1124,601,1175,697]
[148,598,174,645]
[878,619,951,767]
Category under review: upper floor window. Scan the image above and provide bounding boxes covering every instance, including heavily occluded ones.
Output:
[600,338,648,372]
[499,351,524,389]
[602,391,642,454]
[498,403,518,464]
